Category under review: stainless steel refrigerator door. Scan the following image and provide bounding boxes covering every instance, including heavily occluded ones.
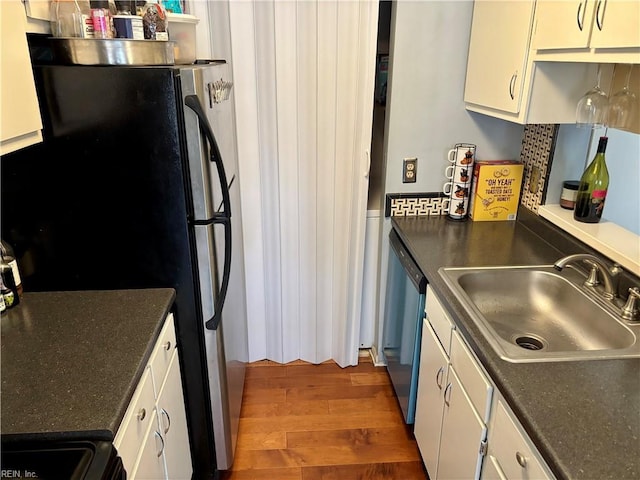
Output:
[182,63,248,471]
[181,63,237,221]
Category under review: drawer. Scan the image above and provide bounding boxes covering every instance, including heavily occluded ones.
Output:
[489,400,551,480]
[149,312,177,396]
[426,285,454,355]
[113,367,156,476]
[450,330,493,422]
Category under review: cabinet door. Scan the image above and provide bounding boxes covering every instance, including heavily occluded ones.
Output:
[481,455,508,480]
[589,0,640,48]
[156,350,193,480]
[533,0,597,50]
[464,0,535,114]
[437,367,487,480]
[0,0,43,155]
[130,412,166,480]
[414,320,449,479]
[488,400,552,480]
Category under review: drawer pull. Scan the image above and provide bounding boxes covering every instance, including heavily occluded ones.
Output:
[164,340,172,351]
[516,451,527,468]
[154,431,165,457]
[161,408,171,434]
[435,366,445,389]
[443,382,453,407]
[137,408,146,421]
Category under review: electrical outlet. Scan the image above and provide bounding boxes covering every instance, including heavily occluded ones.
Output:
[403,157,417,183]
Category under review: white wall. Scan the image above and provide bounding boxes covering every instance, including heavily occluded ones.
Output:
[373,1,525,362]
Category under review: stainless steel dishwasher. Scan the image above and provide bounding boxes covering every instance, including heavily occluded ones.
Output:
[382,228,427,424]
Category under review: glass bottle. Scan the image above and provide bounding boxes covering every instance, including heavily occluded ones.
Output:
[142,0,168,40]
[50,0,94,38]
[0,239,22,297]
[0,263,19,309]
[574,136,609,224]
[90,0,113,38]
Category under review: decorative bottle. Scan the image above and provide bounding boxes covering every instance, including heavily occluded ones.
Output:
[142,0,168,40]
[574,136,609,224]
[0,239,22,298]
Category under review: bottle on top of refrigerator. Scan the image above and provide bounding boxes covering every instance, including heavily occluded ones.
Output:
[142,0,169,40]
[50,0,94,38]
[90,0,113,38]
[574,136,610,223]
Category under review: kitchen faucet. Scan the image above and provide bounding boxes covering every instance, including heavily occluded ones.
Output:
[553,253,617,299]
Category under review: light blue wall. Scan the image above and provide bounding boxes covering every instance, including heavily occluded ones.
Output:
[383,1,524,196]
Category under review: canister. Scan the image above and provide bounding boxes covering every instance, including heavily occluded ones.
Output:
[560,180,579,210]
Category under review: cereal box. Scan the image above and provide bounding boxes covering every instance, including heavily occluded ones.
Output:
[468,160,524,221]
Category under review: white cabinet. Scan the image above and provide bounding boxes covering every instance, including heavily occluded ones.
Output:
[414,286,492,480]
[414,320,449,478]
[464,0,535,115]
[534,0,640,51]
[114,313,193,480]
[464,0,596,124]
[155,350,192,480]
[0,0,43,155]
[438,367,487,480]
[482,399,554,480]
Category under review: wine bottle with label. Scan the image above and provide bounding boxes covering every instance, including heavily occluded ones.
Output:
[574,136,609,223]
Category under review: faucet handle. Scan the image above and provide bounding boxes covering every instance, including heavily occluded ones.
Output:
[621,287,640,321]
[583,260,601,287]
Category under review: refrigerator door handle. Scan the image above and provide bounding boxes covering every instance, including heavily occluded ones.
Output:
[185,94,232,331]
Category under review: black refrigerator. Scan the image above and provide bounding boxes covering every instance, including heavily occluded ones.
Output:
[1,61,249,479]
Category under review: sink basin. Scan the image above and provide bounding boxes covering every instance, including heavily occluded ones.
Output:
[439,265,640,362]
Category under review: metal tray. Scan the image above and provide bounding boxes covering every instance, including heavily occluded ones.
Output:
[48,38,176,66]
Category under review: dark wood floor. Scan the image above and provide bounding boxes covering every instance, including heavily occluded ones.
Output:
[220,354,427,480]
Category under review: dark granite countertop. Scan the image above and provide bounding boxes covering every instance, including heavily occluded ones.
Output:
[392,209,640,480]
[1,289,175,443]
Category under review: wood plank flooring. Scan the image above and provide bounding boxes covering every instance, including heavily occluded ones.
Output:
[220,355,427,480]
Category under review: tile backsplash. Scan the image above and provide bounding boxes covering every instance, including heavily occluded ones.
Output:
[386,124,560,218]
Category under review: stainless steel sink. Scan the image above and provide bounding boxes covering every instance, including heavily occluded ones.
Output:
[439,265,640,362]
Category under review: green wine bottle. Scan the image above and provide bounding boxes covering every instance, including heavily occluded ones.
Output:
[574,136,609,223]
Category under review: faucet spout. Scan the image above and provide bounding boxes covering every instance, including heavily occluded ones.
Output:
[554,254,616,299]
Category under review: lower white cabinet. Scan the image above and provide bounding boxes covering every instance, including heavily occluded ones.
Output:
[482,399,553,480]
[114,313,193,480]
[417,287,555,480]
[415,286,492,480]
[437,367,487,480]
[414,320,449,478]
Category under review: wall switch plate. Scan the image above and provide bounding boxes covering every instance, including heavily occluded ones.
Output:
[403,157,417,183]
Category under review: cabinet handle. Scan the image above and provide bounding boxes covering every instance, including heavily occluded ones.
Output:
[435,366,445,389]
[443,382,452,407]
[576,2,583,30]
[509,73,517,100]
[161,408,171,434]
[154,431,165,458]
[516,451,527,468]
[137,408,146,421]
[164,340,172,351]
[596,0,604,30]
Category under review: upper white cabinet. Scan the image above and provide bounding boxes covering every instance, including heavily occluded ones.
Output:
[464,0,596,124]
[534,0,640,51]
[464,0,535,115]
[464,0,640,124]
[0,0,43,156]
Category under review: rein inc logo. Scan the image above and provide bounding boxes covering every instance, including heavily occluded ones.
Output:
[1,471,38,478]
